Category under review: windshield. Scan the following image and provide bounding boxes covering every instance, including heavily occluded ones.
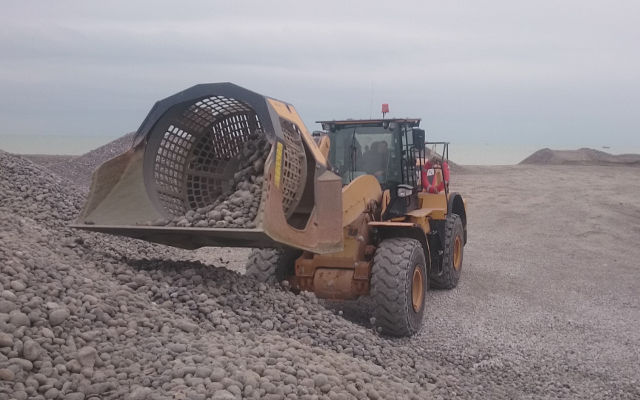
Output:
[327,124,402,188]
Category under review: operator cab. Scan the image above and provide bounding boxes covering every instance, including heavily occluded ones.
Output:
[317,119,423,189]
[317,118,452,220]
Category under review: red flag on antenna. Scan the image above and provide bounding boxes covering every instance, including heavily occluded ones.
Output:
[381,104,389,114]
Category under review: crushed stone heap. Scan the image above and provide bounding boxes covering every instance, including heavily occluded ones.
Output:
[1,150,445,400]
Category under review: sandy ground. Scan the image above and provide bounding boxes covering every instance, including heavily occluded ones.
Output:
[417,165,640,396]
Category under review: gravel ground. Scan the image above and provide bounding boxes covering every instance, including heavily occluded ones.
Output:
[429,165,640,399]
[1,148,639,399]
[0,151,437,399]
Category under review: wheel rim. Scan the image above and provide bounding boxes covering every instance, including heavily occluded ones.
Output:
[411,265,424,312]
[453,235,462,270]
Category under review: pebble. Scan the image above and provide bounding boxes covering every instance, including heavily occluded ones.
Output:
[262,319,274,330]
[0,332,12,347]
[301,378,315,388]
[48,308,70,326]
[212,390,235,400]
[0,300,17,313]
[9,310,30,327]
[41,327,55,338]
[10,280,27,291]
[314,373,329,387]
[44,387,60,399]
[195,366,211,378]
[210,367,226,381]
[174,319,198,333]
[0,368,15,381]
[2,290,17,301]
[10,358,33,371]
[168,343,187,353]
[22,339,42,361]
[76,346,97,368]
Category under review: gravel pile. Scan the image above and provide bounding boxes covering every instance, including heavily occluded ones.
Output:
[519,147,640,166]
[19,155,76,171]
[23,132,135,191]
[152,133,270,229]
[0,150,446,399]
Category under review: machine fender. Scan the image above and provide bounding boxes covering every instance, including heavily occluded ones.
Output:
[369,222,432,272]
[447,192,467,243]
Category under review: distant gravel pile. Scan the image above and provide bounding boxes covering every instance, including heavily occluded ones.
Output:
[153,133,270,229]
[520,147,640,166]
[24,132,136,190]
[0,150,446,400]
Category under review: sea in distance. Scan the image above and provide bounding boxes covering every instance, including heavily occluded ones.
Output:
[1,133,638,166]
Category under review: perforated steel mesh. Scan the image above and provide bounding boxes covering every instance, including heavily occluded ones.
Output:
[279,119,307,217]
[153,125,197,215]
[184,112,259,210]
[146,96,307,221]
[150,96,262,216]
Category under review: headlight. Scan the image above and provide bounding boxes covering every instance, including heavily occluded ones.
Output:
[397,185,413,198]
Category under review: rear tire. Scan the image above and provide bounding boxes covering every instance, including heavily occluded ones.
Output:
[430,214,464,289]
[371,238,427,337]
[245,248,300,283]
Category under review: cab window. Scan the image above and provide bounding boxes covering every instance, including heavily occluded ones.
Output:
[328,125,401,188]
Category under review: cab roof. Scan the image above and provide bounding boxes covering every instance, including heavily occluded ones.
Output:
[316,118,421,128]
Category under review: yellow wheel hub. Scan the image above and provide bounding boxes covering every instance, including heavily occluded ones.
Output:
[411,266,424,312]
[453,235,462,271]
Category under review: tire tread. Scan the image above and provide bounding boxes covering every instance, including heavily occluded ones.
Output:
[371,238,425,337]
[430,214,463,289]
[245,249,297,283]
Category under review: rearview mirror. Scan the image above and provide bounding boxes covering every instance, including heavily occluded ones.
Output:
[412,129,425,149]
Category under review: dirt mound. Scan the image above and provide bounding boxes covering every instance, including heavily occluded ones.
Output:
[520,147,640,166]
[0,151,442,400]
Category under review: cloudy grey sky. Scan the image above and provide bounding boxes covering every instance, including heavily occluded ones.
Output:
[1,0,639,158]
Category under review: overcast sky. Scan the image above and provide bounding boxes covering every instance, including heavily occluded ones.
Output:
[1,0,639,153]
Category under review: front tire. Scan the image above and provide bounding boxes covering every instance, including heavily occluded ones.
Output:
[430,214,464,289]
[245,248,300,283]
[371,238,427,337]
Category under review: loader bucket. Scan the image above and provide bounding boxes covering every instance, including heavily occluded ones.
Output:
[73,83,343,253]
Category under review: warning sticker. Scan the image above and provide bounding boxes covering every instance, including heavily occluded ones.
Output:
[275,142,283,188]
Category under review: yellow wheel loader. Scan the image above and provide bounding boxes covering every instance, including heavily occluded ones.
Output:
[74,83,467,337]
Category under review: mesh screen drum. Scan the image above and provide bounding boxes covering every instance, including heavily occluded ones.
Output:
[145,95,262,217]
[143,95,308,222]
